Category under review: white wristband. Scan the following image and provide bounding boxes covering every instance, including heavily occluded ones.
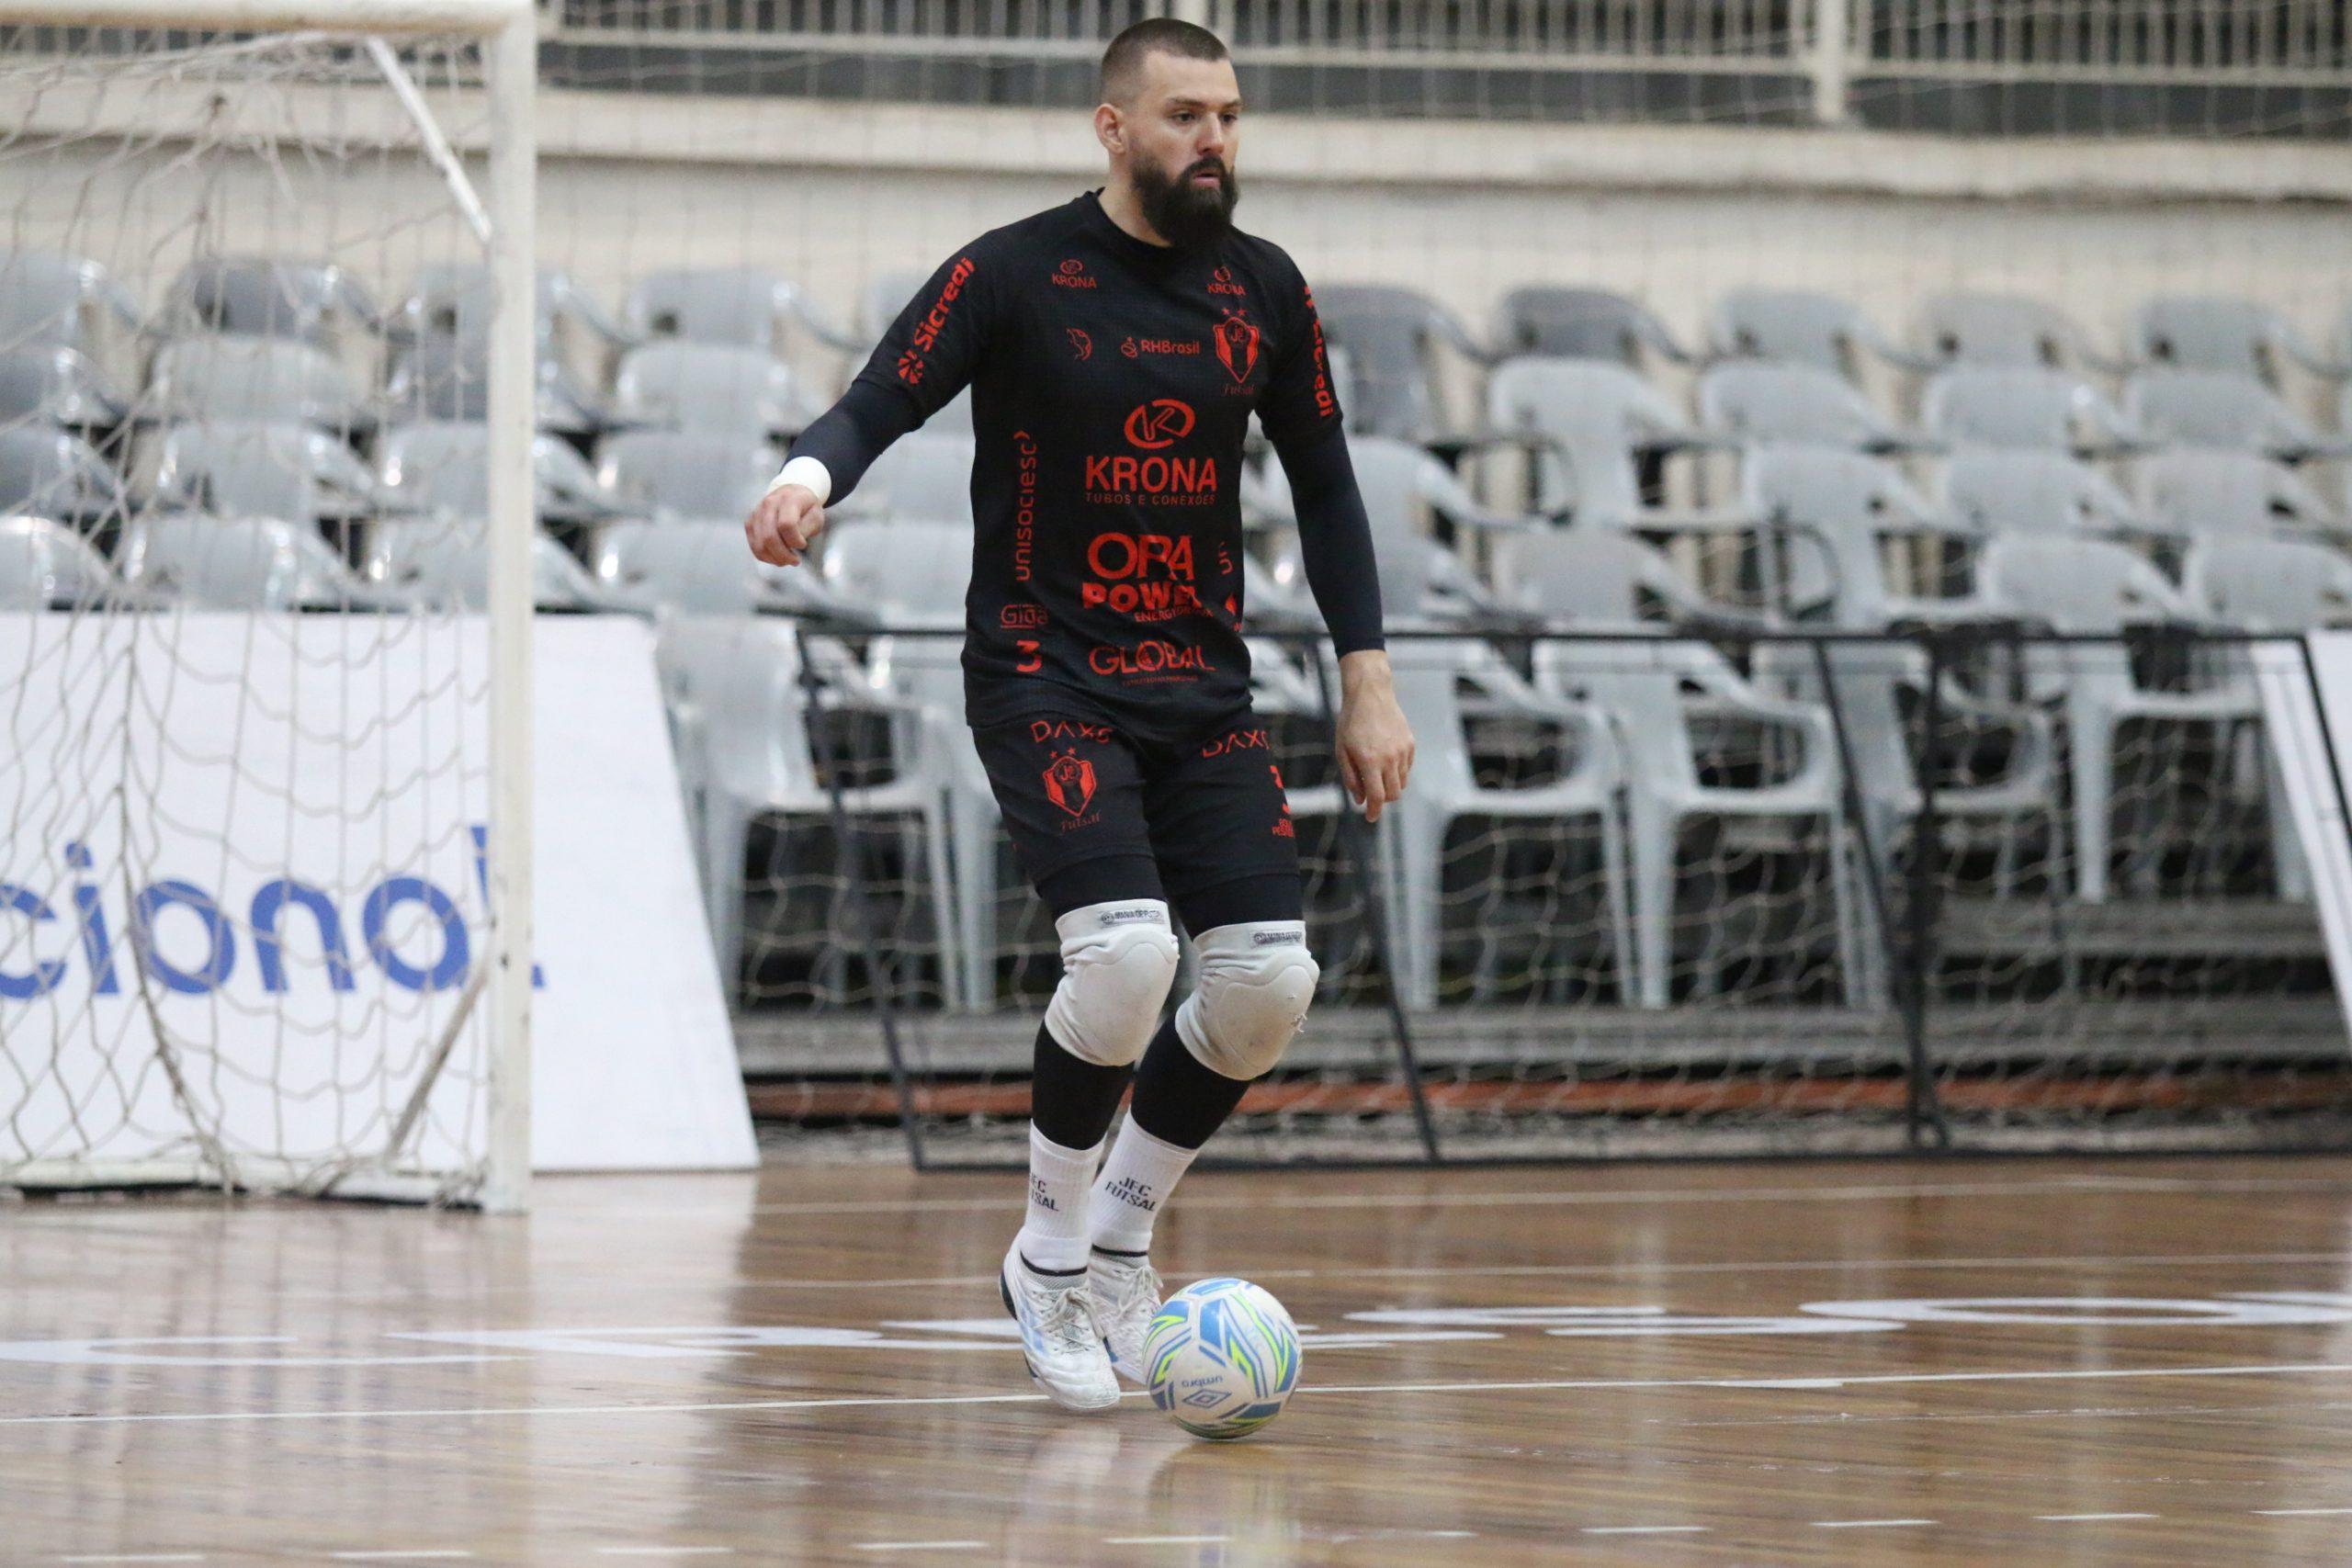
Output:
[765,456,832,506]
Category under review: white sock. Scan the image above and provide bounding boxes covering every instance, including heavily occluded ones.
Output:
[1016,1124,1098,1274]
[1088,1117,1198,1258]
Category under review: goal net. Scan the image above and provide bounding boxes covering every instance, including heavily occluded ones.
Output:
[0,4,537,1205]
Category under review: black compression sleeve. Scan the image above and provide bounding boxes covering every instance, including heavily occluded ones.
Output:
[786,380,922,505]
[1271,423,1386,656]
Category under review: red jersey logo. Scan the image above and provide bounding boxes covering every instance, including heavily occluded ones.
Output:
[1123,399,1195,450]
[1208,265,1247,298]
[1214,310,1260,386]
[1053,258,1098,289]
[1067,327,1092,360]
[1043,750,1098,817]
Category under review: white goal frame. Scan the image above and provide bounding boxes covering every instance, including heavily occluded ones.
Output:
[0,0,537,1212]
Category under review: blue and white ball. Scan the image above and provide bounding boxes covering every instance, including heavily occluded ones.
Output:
[1141,1278,1302,1440]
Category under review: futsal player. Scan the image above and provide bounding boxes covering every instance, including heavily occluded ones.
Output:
[744,18,1413,1411]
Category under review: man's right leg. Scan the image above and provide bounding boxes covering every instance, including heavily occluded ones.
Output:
[974,718,1175,1411]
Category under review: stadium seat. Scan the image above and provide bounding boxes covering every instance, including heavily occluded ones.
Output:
[2124,368,2343,458]
[363,517,616,611]
[653,614,955,1000]
[1911,292,2122,375]
[390,264,627,435]
[155,256,382,347]
[1312,283,1489,444]
[622,267,862,355]
[144,419,401,526]
[1981,533,2263,902]
[377,420,620,524]
[610,340,822,438]
[0,344,128,430]
[1741,444,1995,627]
[146,335,372,431]
[0,248,142,358]
[1707,288,1932,380]
[116,512,404,610]
[2133,449,2342,537]
[1940,448,2148,538]
[831,432,976,526]
[595,428,779,519]
[1490,287,1690,367]
[590,517,843,617]
[1380,637,1631,1009]
[1532,637,1869,1008]
[1507,527,1733,632]
[2186,536,2352,632]
[1699,361,1911,450]
[2131,295,2343,387]
[1920,367,2137,452]
[860,268,928,341]
[0,513,119,608]
[1484,357,1703,525]
[0,424,127,527]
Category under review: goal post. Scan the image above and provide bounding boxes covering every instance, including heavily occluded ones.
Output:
[0,0,537,1208]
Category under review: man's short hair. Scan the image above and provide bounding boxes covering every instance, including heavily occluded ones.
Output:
[1099,18,1229,106]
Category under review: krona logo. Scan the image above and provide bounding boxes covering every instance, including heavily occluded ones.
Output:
[1053,257,1097,289]
[1123,399,1195,449]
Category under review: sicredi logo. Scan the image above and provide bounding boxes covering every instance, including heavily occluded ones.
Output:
[0,827,544,1000]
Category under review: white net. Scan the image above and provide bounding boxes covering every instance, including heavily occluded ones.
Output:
[0,22,527,1201]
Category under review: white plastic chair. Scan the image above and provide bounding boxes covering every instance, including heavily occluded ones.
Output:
[611,340,826,437]
[1742,444,1997,628]
[2132,296,2344,388]
[1940,449,2150,538]
[377,420,620,524]
[591,518,848,617]
[831,432,977,527]
[143,419,401,526]
[2125,368,2344,458]
[363,518,615,612]
[2186,536,2352,634]
[1912,293,2123,375]
[1981,534,2267,902]
[0,513,119,608]
[622,267,862,355]
[1708,288,1931,380]
[2133,448,2344,537]
[116,513,408,610]
[1699,361,1911,450]
[1534,637,1868,1008]
[595,429,781,520]
[1921,367,2138,453]
[0,344,129,430]
[655,614,956,1000]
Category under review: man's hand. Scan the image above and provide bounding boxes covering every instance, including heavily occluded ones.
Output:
[1335,649,1414,823]
[744,483,827,568]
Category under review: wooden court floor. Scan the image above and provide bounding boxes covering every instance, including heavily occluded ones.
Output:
[16,1154,2352,1565]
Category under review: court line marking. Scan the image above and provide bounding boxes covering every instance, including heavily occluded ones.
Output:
[325,1554,474,1562]
[1102,1537,1232,1546]
[852,1543,988,1552]
[59,1558,207,1564]
[2252,1507,2352,1517]
[1581,1525,1709,1535]
[1811,1518,1939,1529]
[2038,1513,2161,1522]
[592,1551,735,1558]
[19,1357,2352,1427]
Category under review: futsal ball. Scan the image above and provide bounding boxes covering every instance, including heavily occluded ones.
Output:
[1141,1277,1302,1440]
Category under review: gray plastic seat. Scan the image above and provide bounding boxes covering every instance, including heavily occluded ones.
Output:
[1708,288,1928,380]
[156,257,381,346]
[622,267,859,354]
[1313,284,1487,443]
[146,335,371,430]
[1940,449,2145,537]
[1508,526,1728,632]
[2187,536,2352,632]
[1912,292,2119,374]
[2132,449,2341,536]
[595,429,779,520]
[117,513,402,609]
[390,264,627,434]
[832,432,975,526]
[363,517,613,611]
[0,249,142,357]
[2124,368,2336,457]
[146,419,399,525]
[1491,287,1689,367]
[861,269,928,341]
[1698,361,1905,449]
[377,420,618,523]
[0,425,127,526]
[2132,296,2340,387]
[591,518,842,617]
[1742,444,1992,627]
[1485,357,1696,524]
[0,344,128,429]
[611,341,821,437]
[1921,367,2135,452]
[0,513,119,608]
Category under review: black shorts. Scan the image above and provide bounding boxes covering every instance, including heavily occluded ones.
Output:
[974,709,1303,903]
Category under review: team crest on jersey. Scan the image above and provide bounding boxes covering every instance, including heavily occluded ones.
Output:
[1214,309,1261,386]
[1067,328,1093,360]
[1043,750,1098,818]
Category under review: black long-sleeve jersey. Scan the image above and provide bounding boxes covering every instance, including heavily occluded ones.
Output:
[790,188,1384,746]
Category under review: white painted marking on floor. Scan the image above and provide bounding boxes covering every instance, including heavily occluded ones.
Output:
[2037,1513,2161,1522]
[2252,1507,2352,1517]
[60,1557,209,1564]
[852,1543,988,1553]
[1102,1536,1233,1546]
[1581,1525,1709,1535]
[18,1357,2352,1427]
[1811,1518,1938,1529]
[592,1550,735,1558]
[326,1554,474,1562]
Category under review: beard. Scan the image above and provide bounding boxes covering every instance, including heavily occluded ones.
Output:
[1134,153,1238,249]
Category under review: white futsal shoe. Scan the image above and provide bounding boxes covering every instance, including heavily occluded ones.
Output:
[1089,1247,1164,1386]
[1000,1243,1121,1412]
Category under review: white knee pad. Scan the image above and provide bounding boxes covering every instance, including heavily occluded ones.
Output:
[1043,899,1181,1068]
[1175,921,1319,1081]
